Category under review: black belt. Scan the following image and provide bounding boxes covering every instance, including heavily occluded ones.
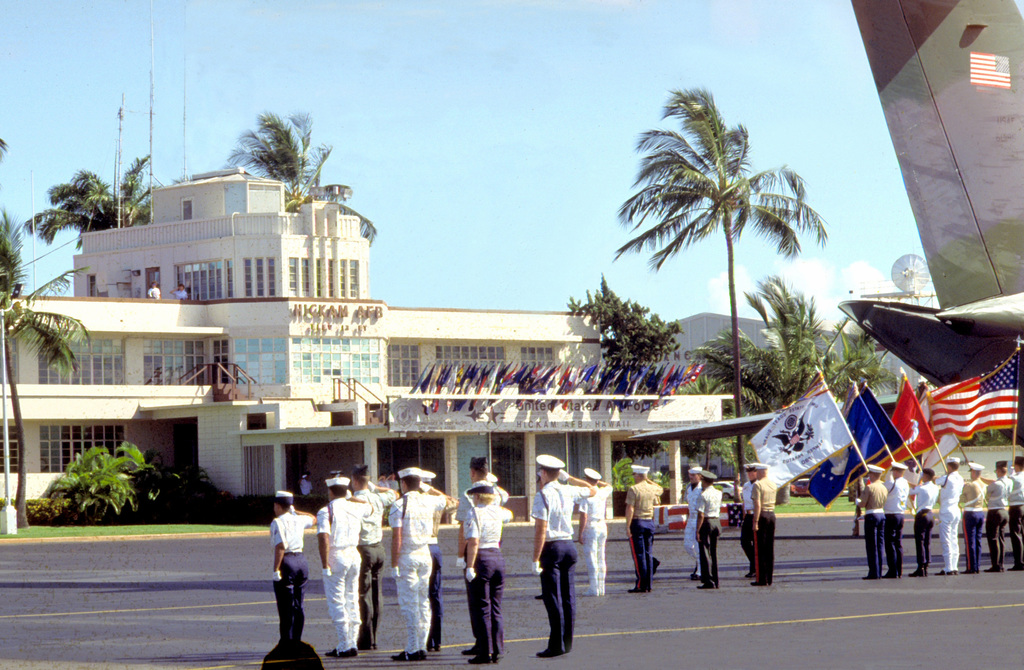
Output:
[916,509,932,515]
[284,551,302,556]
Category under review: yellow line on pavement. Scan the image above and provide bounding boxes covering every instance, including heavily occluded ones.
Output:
[0,597,326,620]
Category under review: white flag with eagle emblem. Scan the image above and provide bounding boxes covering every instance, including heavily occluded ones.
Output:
[751,380,855,488]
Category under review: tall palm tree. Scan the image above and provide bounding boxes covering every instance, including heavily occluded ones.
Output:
[0,137,7,163]
[29,156,151,245]
[0,210,86,527]
[617,88,828,476]
[227,112,377,242]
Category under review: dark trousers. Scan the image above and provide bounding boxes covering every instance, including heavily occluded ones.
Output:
[964,511,985,572]
[469,548,505,657]
[864,513,885,578]
[754,511,776,585]
[883,513,904,577]
[698,519,721,587]
[273,552,308,642]
[1009,506,1024,567]
[539,540,577,655]
[427,544,443,649]
[356,542,385,649]
[740,512,755,573]
[986,509,1009,569]
[914,510,934,569]
[628,519,655,591]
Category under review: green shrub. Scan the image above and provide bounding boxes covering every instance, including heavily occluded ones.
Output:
[47,443,151,523]
[1,498,83,525]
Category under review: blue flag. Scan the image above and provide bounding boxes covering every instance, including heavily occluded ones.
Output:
[859,386,905,457]
[807,392,889,508]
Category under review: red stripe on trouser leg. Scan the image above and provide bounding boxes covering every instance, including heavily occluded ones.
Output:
[628,534,640,590]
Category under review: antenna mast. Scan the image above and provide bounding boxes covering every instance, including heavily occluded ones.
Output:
[117,94,124,228]
[182,0,187,181]
[149,0,155,225]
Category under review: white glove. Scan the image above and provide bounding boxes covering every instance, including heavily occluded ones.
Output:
[322,567,332,577]
[420,482,431,493]
[390,566,400,578]
[532,561,543,575]
[456,557,467,569]
[465,567,477,581]
[557,469,569,483]
[273,570,282,582]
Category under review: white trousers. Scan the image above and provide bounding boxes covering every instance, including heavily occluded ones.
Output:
[684,518,702,576]
[581,521,607,596]
[396,547,432,654]
[324,546,361,652]
[939,510,962,572]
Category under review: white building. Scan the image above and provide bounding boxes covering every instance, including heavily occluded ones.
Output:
[10,170,721,513]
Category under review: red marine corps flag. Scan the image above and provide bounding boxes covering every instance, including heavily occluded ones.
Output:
[876,374,937,469]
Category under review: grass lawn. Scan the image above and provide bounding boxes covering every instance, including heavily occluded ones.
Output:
[776,496,856,515]
[0,524,265,540]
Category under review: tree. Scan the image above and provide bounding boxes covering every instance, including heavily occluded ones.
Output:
[568,276,681,366]
[227,112,377,242]
[0,210,87,527]
[29,156,151,244]
[617,88,827,477]
[0,137,7,163]
[47,443,150,523]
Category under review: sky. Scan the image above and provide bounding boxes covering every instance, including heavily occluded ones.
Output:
[0,0,955,322]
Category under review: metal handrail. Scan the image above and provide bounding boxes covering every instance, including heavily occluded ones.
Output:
[179,362,257,399]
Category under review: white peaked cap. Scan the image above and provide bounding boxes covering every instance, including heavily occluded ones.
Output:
[866,465,884,474]
[583,468,602,480]
[746,462,767,469]
[419,470,436,481]
[326,476,350,487]
[486,473,499,484]
[754,464,769,471]
[537,454,566,469]
[631,464,650,474]
[969,462,985,471]
[946,456,961,464]
[275,490,294,498]
[397,467,422,478]
[688,466,704,474]
[890,463,908,471]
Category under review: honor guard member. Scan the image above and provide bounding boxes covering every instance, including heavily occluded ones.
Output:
[625,464,663,593]
[531,455,596,658]
[350,464,397,651]
[908,468,939,577]
[696,470,723,589]
[684,466,704,581]
[984,461,1011,572]
[578,468,613,596]
[740,464,758,578]
[961,462,987,574]
[419,470,459,652]
[935,457,965,575]
[1008,457,1024,571]
[317,475,372,658]
[270,491,316,644]
[389,468,450,662]
[751,463,777,586]
[882,462,910,578]
[464,483,514,665]
[861,465,887,580]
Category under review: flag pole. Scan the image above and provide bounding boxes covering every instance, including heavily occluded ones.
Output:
[1013,339,1022,464]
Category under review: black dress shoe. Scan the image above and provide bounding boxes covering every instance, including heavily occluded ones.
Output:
[339,649,358,658]
[882,573,899,579]
[750,581,766,586]
[392,651,414,661]
[463,648,483,656]
[908,568,924,577]
[862,575,878,580]
[534,595,544,600]
[985,566,1005,573]
[468,655,492,664]
[491,654,501,664]
[325,649,342,657]
[744,571,756,579]
[627,587,646,593]
[652,558,660,576]
[689,573,700,581]
[536,649,564,658]
[1008,564,1024,571]
[697,583,718,589]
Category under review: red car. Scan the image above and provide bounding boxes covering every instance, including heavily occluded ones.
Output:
[790,478,811,496]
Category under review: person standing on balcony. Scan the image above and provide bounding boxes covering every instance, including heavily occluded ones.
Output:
[171,283,189,299]
[147,282,161,299]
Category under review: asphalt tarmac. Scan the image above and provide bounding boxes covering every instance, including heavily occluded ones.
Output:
[3,516,1024,670]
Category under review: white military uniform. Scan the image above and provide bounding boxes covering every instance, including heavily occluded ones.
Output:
[317,497,373,653]
[390,490,448,655]
[580,485,612,596]
[936,470,965,572]
[685,483,703,577]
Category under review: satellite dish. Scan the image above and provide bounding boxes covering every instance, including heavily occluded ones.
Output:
[891,254,931,293]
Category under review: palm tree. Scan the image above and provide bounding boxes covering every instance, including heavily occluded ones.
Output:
[0,137,7,163]
[47,442,149,523]
[29,156,151,245]
[227,112,377,242]
[617,88,827,476]
[0,210,87,527]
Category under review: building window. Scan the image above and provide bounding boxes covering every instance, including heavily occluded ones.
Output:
[521,346,554,363]
[348,260,359,298]
[40,424,124,474]
[235,338,288,384]
[39,339,124,385]
[289,258,299,296]
[340,260,348,298]
[291,337,381,384]
[87,275,97,297]
[256,258,265,297]
[243,444,274,495]
[4,433,18,471]
[301,259,310,297]
[175,261,223,301]
[143,340,206,385]
[244,259,253,297]
[267,258,276,297]
[327,260,336,298]
[212,339,230,383]
[182,198,193,220]
[435,345,505,365]
[490,433,525,496]
[388,344,420,388]
[226,260,234,298]
[315,259,323,298]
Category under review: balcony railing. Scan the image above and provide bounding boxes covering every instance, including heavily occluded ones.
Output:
[179,362,258,401]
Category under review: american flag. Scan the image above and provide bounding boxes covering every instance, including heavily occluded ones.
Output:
[970,52,1011,89]
[929,352,1018,439]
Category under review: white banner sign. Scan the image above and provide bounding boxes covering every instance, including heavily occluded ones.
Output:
[751,391,854,487]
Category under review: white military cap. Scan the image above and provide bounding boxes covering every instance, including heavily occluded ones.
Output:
[890,463,908,471]
[746,462,766,469]
[275,490,294,498]
[537,454,566,469]
[631,464,650,474]
[485,473,499,484]
[583,468,602,480]
[397,467,423,478]
[419,470,436,481]
[946,456,961,465]
[754,464,770,471]
[866,464,884,474]
[688,466,704,474]
[969,462,985,471]
[326,476,350,487]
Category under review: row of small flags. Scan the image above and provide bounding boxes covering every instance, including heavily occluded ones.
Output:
[409,361,704,414]
[752,350,1020,509]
